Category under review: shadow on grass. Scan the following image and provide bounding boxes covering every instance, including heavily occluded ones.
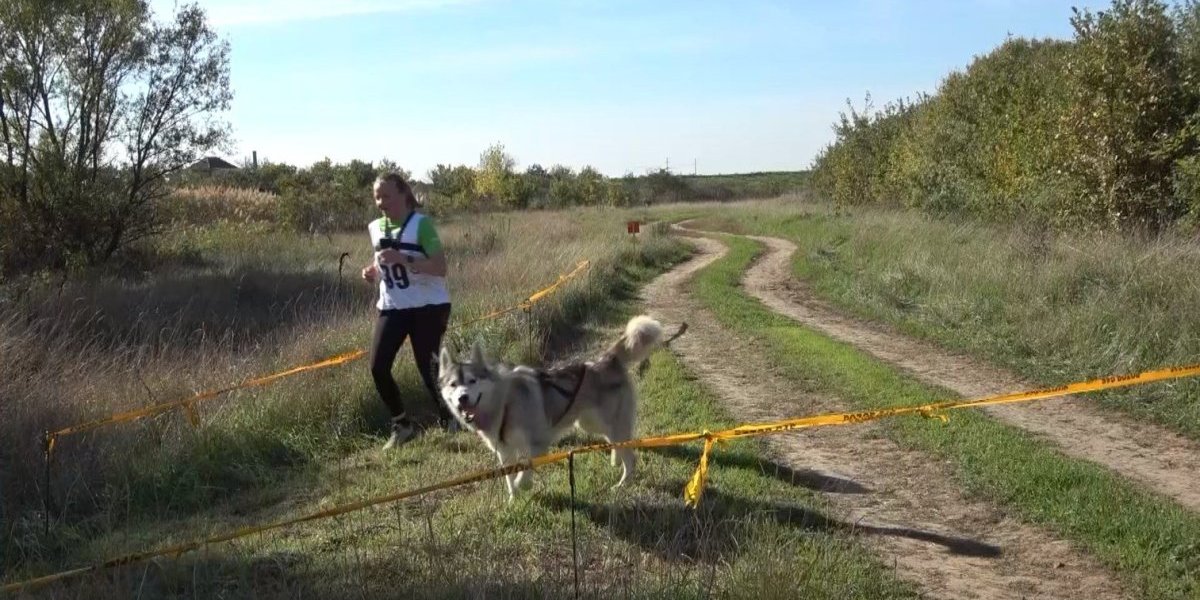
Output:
[646,444,871,495]
[540,482,1000,563]
[20,545,576,600]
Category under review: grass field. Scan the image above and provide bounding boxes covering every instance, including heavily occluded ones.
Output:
[637,198,1200,442]
[1,198,917,598]
[675,223,1200,599]
[0,203,683,574]
[8,192,1200,598]
[677,171,811,201]
[9,350,918,598]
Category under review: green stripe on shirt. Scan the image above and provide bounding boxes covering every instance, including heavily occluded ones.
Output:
[417,217,442,254]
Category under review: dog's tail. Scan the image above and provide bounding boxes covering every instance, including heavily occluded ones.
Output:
[609,315,685,368]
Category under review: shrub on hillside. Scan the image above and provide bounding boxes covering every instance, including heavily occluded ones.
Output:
[810,0,1200,231]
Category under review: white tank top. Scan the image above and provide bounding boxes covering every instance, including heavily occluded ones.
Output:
[368,212,450,310]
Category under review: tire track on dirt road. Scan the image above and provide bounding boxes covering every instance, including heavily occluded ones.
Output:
[642,234,1124,600]
[674,221,1200,514]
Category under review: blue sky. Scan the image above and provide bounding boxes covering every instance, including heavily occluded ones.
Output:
[151,0,1113,179]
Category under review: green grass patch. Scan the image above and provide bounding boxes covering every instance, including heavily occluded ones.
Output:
[689,233,1200,599]
[3,215,687,575]
[5,267,916,599]
[668,201,1200,442]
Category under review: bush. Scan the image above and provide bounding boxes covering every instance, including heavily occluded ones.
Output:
[1174,154,1200,226]
[162,147,810,232]
[1059,0,1190,228]
[809,0,1200,231]
[810,95,921,209]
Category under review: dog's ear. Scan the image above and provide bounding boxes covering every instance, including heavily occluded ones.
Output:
[439,346,454,374]
[470,340,488,368]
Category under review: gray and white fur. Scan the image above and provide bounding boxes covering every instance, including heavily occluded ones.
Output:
[438,315,679,499]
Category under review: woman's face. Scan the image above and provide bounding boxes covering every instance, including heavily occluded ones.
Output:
[374,179,405,215]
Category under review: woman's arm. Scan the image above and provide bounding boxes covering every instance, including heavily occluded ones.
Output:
[409,217,448,277]
[409,252,447,277]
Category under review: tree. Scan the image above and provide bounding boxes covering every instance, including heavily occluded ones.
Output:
[0,0,231,272]
[428,163,477,209]
[474,142,527,209]
[1171,1,1200,222]
[576,165,605,205]
[1061,0,1187,228]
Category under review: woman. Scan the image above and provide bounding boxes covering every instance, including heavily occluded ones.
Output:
[361,172,454,449]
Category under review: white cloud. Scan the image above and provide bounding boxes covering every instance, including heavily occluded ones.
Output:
[149,0,479,27]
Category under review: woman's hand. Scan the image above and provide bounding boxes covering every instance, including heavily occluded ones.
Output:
[361,263,379,283]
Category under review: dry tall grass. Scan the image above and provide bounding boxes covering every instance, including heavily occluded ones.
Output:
[2,194,919,599]
[166,185,280,224]
[0,198,677,561]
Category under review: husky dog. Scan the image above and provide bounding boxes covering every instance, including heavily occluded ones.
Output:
[438,315,684,499]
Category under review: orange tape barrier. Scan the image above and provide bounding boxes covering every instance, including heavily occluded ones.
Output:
[8,359,1198,594]
[43,261,591,452]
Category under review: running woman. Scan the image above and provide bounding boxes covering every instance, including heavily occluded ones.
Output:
[361,172,455,449]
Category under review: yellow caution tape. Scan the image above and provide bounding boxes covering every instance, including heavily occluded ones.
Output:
[677,360,1200,506]
[8,360,1199,594]
[43,260,592,449]
[684,435,715,507]
[0,458,544,594]
[452,304,524,329]
[453,260,590,327]
[523,260,590,306]
[46,349,368,441]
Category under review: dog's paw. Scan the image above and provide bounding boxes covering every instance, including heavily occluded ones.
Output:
[515,473,534,491]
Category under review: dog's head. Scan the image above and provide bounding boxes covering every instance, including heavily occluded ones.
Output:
[438,341,501,427]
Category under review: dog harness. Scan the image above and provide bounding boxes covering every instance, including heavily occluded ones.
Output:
[496,364,588,445]
[541,364,590,420]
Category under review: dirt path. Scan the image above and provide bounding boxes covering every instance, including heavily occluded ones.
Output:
[642,235,1125,600]
[675,221,1200,513]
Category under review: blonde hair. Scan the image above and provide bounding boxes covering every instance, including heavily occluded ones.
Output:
[374,172,421,209]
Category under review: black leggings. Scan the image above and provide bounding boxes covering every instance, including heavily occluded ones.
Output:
[369,303,452,422]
